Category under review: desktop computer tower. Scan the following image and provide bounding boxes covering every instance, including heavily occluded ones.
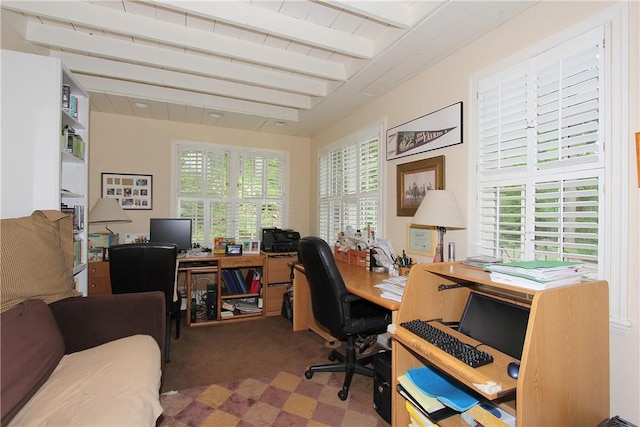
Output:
[206,284,217,320]
[373,350,392,423]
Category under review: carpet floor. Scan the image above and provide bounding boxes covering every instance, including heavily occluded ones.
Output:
[159,315,390,426]
[158,367,388,427]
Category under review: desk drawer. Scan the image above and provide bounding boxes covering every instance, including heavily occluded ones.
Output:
[88,277,111,295]
[89,261,110,277]
[220,256,264,268]
[267,256,296,284]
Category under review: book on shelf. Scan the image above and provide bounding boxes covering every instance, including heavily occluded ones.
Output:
[221,270,239,294]
[232,269,249,293]
[249,269,261,294]
[61,204,84,231]
[73,236,83,266]
[245,269,254,290]
[62,84,70,109]
[70,95,78,118]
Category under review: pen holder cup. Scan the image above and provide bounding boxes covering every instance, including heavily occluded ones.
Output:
[399,266,412,276]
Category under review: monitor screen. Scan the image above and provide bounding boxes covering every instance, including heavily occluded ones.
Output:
[149,218,192,253]
[458,292,530,360]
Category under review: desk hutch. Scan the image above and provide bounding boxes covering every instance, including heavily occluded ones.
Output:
[391,262,609,426]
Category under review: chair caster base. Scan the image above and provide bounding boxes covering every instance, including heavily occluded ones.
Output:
[338,388,348,401]
[304,370,314,379]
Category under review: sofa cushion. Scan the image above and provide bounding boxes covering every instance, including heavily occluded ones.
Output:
[0,210,80,313]
[8,334,163,426]
[0,299,65,425]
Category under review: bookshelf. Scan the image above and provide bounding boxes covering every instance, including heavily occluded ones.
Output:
[391,262,609,426]
[180,254,266,326]
[0,50,89,294]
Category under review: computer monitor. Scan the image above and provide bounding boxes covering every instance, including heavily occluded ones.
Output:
[458,292,530,360]
[149,218,192,253]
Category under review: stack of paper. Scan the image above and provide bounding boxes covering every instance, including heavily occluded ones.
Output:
[374,275,407,302]
[484,261,588,290]
[232,299,261,313]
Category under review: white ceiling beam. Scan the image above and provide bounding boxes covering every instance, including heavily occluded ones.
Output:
[26,22,326,97]
[150,0,373,59]
[320,0,413,28]
[52,52,311,109]
[2,1,346,80]
[77,75,300,121]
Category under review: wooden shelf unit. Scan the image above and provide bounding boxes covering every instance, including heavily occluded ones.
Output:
[180,254,266,326]
[1,50,89,294]
[391,262,609,427]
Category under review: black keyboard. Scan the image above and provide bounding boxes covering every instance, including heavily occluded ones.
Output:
[401,319,494,368]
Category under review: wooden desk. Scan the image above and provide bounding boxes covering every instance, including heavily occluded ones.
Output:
[178,254,266,326]
[292,260,401,341]
[391,262,609,426]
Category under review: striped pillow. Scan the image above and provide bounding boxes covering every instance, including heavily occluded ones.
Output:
[0,210,80,313]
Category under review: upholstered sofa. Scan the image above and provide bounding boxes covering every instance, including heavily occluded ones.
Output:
[0,210,165,426]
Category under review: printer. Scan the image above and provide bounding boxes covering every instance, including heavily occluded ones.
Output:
[261,228,300,252]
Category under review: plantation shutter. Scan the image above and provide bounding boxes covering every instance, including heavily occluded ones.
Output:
[176,144,287,246]
[318,127,381,243]
[475,27,605,276]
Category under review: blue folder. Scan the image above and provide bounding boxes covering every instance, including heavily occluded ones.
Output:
[406,366,479,412]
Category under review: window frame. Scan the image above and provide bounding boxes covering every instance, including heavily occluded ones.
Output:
[317,124,384,244]
[468,5,630,330]
[171,140,289,248]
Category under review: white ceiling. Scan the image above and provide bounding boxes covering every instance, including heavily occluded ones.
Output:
[2,1,536,137]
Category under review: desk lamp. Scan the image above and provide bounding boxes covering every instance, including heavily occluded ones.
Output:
[89,198,132,233]
[411,190,465,262]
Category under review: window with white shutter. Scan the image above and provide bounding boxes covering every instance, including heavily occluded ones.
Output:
[474,26,605,278]
[174,142,287,246]
[318,126,382,244]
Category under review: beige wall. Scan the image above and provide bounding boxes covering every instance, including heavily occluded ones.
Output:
[88,113,311,237]
[3,0,638,422]
[310,1,639,422]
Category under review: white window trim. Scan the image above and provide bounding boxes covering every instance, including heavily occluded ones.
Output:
[467,4,630,331]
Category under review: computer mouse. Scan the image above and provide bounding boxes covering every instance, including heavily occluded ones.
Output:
[507,362,520,379]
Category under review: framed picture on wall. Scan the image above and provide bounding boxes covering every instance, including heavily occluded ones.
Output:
[396,155,445,217]
[406,224,437,257]
[101,173,152,210]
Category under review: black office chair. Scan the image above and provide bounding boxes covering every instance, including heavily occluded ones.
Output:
[109,243,181,363]
[297,236,391,400]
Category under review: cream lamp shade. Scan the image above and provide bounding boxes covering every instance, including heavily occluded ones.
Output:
[411,190,465,262]
[88,198,132,233]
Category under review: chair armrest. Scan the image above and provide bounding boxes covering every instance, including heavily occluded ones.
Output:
[342,294,363,303]
[49,292,165,357]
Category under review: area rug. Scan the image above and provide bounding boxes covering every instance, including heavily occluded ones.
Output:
[158,367,388,427]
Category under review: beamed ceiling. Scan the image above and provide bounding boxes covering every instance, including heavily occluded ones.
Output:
[2,1,536,137]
